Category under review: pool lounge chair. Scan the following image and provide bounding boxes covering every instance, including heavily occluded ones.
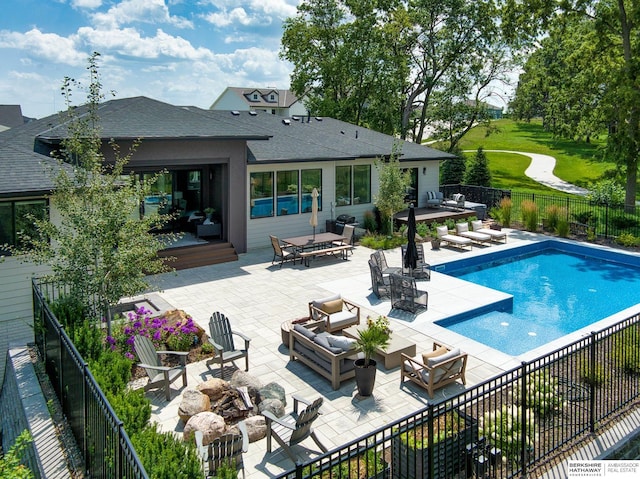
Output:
[435,225,472,251]
[455,222,492,246]
[471,220,507,244]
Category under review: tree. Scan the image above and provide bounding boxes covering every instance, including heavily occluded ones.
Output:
[440,149,467,185]
[464,147,492,186]
[504,0,640,209]
[374,143,411,234]
[19,53,172,332]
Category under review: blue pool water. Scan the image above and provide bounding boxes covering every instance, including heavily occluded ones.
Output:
[436,243,640,356]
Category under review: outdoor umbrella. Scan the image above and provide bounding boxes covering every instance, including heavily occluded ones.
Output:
[310,188,319,239]
[404,204,418,275]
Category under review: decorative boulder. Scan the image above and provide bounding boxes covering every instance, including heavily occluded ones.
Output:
[163,309,206,343]
[230,370,262,397]
[183,411,226,444]
[244,415,267,443]
[197,378,229,401]
[258,398,285,418]
[178,389,211,423]
[259,382,286,405]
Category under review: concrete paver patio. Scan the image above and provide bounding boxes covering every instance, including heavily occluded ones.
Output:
[141,229,535,478]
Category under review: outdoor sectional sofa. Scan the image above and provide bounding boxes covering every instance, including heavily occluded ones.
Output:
[289,323,362,390]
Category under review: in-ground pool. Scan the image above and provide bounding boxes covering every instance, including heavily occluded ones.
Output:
[435,240,640,356]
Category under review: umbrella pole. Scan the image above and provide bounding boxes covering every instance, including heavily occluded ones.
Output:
[313,226,316,239]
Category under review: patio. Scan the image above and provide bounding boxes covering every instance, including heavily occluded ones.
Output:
[142,229,529,478]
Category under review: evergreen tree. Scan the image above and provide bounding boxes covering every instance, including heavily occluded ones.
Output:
[440,148,467,185]
[464,147,492,186]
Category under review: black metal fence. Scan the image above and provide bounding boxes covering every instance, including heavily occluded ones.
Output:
[32,278,148,479]
[276,310,640,479]
[441,184,640,239]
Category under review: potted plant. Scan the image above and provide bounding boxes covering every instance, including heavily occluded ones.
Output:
[204,207,216,220]
[426,223,441,249]
[354,316,391,396]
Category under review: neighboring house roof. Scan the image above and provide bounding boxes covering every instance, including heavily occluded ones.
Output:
[209,87,301,110]
[0,105,26,130]
[0,96,454,197]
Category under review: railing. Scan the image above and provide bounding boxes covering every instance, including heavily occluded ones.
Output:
[276,311,640,479]
[441,184,640,239]
[32,278,148,479]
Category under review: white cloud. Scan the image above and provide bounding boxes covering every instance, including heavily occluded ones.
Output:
[91,0,193,30]
[201,0,298,27]
[0,29,87,66]
[71,0,102,9]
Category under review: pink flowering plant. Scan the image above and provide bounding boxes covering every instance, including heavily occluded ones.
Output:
[106,307,199,359]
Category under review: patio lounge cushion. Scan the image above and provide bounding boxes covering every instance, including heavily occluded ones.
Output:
[311,294,341,319]
[326,334,357,352]
[321,298,344,314]
[426,347,461,367]
[422,346,447,363]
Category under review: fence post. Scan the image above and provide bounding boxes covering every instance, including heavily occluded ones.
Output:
[520,362,529,478]
[590,332,597,433]
[604,204,610,238]
[427,402,434,479]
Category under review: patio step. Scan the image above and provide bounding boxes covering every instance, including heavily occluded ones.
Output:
[158,242,238,270]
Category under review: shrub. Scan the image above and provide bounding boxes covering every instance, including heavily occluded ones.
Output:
[587,179,625,206]
[200,340,214,355]
[494,197,512,227]
[50,295,89,329]
[544,205,561,231]
[416,222,430,238]
[516,371,564,417]
[556,217,570,237]
[90,349,134,396]
[0,430,34,479]
[69,319,106,362]
[613,326,640,374]
[610,214,640,230]
[107,389,151,437]
[131,424,202,479]
[479,405,536,462]
[359,233,406,250]
[520,200,539,232]
[579,361,607,388]
[616,233,640,247]
[363,210,377,233]
[572,211,596,226]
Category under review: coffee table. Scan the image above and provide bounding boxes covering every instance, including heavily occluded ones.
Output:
[343,325,416,369]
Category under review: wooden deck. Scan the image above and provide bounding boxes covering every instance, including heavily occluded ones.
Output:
[158,241,238,270]
[395,206,476,225]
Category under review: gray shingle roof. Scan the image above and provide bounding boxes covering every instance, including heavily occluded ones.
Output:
[0,96,454,196]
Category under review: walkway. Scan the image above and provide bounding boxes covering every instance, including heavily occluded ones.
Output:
[483,149,590,196]
[140,231,536,478]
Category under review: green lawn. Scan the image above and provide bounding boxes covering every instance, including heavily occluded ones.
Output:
[456,119,614,193]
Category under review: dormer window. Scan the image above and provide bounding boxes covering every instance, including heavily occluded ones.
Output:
[270,94,275,101]
[252,93,258,100]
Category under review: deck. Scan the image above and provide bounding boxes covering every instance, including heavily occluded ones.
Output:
[395,206,477,225]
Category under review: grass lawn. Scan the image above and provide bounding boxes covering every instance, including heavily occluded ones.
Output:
[456,119,614,192]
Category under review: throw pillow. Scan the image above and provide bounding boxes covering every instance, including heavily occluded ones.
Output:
[436,225,449,238]
[313,334,343,354]
[456,222,469,233]
[327,334,357,351]
[426,348,461,368]
[471,220,483,231]
[293,324,316,340]
[321,298,344,314]
[422,346,447,364]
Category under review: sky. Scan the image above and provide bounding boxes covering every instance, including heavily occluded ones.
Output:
[0,0,301,119]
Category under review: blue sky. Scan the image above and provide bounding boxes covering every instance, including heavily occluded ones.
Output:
[0,0,300,119]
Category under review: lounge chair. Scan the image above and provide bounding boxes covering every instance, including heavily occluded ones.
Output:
[455,222,492,246]
[435,225,472,251]
[263,395,327,463]
[134,335,188,401]
[443,193,466,211]
[471,220,507,243]
[401,243,431,280]
[308,294,360,333]
[390,273,428,314]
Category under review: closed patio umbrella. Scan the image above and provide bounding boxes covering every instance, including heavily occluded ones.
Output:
[404,204,418,275]
[310,188,319,239]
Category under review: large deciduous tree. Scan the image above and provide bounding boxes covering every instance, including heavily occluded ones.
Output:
[504,0,639,209]
[21,53,172,332]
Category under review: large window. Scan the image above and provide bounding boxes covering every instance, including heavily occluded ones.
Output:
[402,168,418,206]
[353,165,371,204]
[336,166,352,206]
[0,199,48,254]
[250,172,273,218]
[336,165,371,206]
[301,169,322,213]
[277,170,299,216]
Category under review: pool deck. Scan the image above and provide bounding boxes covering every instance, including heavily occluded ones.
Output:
[137,230,639,478]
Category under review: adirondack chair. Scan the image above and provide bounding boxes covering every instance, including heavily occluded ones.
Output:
[134,335,188,401]
[195,421,249,479]
[205,311,251,379]
[263,395,327,463]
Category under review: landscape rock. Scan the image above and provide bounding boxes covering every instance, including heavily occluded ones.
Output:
[178,389,211,423]
[244,415,267,443]
[258,382,286,406]
[183,411,226,444]
[258,398,285,418]
[197,378,229,401]
[230,370,262,397]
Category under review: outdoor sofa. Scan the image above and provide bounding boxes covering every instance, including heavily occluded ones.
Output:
[289,324,362,390]
[425,191,444,208]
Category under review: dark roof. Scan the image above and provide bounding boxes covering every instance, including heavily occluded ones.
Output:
[0,96,453,196]
[0,105,25,129]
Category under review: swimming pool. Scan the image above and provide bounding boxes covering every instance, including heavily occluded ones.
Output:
[435,240,640,356]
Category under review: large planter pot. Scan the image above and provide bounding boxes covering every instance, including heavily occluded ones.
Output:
[391,411,478,479]
[354,358,377,396]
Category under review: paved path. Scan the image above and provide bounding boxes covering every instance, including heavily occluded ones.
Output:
[482,149,590,196]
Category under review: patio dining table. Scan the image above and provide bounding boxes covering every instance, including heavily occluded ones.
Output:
[281,232,345,251]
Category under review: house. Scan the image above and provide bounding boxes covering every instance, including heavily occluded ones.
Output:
[0,105,28,131]
[210,87,308,117]
[0,96,455,386]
